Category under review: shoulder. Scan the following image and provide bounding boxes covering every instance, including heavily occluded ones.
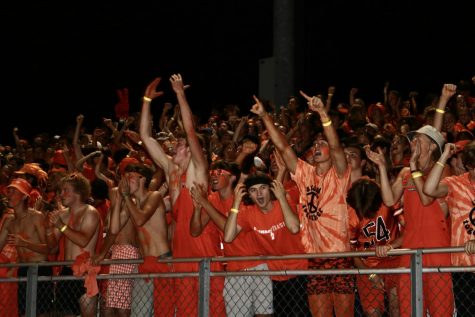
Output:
[29,208,46,220]
[85,205,100,220]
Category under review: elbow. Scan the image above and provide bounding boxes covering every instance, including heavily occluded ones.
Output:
[223,233,235,244]
[135,218,146,227]
[288,225,300,235]
[190,230,202,237]
[190,223,202,237]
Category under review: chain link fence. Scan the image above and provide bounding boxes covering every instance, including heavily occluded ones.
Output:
[0,247,473,316]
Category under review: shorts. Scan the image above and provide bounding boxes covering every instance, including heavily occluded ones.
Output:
[55,266,86,316]
[105,244,140,310]
[223,263,274,316]
[18,266,53,315]
[307,258,355,295]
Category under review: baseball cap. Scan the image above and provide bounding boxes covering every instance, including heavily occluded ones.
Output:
[7,178,32,196]
[407,125,445,155]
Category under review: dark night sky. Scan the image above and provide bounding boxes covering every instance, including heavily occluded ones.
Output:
[1,1,474,144]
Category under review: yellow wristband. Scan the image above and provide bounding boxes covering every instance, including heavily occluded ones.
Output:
[436,161,445,168]
[60,224,68,233]
[322,120,332,127]
[411,171,423,179]
[143,96,152,102]
[435,108,445,114]
[230,208,239,214]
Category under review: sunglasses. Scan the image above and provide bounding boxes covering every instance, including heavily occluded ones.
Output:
[210,169,231,177]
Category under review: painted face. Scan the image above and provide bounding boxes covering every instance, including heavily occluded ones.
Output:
[6,187,27,208]
[248,184,272,210]
[312,139,330,162]
[209,169,232,191]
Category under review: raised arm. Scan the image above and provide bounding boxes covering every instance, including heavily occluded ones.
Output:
[223,183,246,243]
[169,74,208,175]
[271,180,299,233]
[250,95,298,173]
[433,84,457,132]
[300,90,347,175]
[365,146,404,207]
[73,114,85,163]
[423,143,455,198]
[140,77,169,172]
[325,86,335,112]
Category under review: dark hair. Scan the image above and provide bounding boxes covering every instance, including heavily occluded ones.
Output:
[210,160,241,188]
[242,172,275,205]
[124,163,154,188]
[346,178,382,220]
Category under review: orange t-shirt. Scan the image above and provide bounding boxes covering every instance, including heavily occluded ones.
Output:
[348,205,401,268]
[208,192,262,271]
[401,172,451,266]
[291,159,352,253]
[441,172,475,266]
[172,184,223,272]
[237,199,308,281]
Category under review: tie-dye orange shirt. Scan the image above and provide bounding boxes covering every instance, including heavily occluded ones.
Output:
[291,159,352,253]
[441,172,475,266]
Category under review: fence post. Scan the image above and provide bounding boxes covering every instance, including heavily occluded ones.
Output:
[411,250,423,317]
[198,258,211,317]
[25,264,38,317]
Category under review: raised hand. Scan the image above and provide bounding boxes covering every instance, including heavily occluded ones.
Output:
[250,95,266,117]
[115,88,130,120]
[441,84,457,100]
[270,179,286,201]
[76,114,84,124]
[169,74,186,94]
[144,77,165,101]
[299,90,324,113]
[365,145,387,168]
[232,183,247,208]
[409,137,421,168]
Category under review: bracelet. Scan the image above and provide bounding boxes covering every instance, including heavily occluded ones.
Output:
[435,161,445,168]
[369,273,377,281]
[230,208,239,214]
[60,224,68,233]
[322,120,333,127]
[435,108,445,114]
[411,171,423,179]
[143,96,152,102]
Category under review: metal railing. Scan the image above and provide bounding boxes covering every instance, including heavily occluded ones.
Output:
[0,246,472,317]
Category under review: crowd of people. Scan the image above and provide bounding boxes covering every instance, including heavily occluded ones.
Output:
[0,73,475,317]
